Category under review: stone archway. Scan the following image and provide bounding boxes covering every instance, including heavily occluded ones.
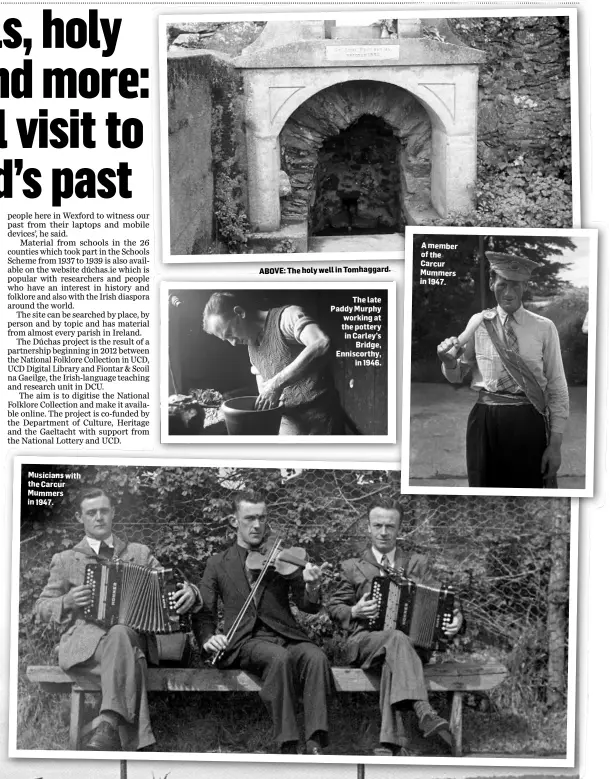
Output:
[279,80,432,233]
[234,20,484,248]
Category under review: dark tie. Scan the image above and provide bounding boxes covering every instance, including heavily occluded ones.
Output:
[98,540,113,560]
[380,554,389,575]
[496,314,521,393]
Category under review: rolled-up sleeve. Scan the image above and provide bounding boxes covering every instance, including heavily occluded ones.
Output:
[441,331,476,384]
[543,321,570,434]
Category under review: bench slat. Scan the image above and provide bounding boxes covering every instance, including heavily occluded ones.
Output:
[27,662,507,694]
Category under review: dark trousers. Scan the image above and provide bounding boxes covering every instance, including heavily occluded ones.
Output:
[466,402,547,488]
[69,625,154,750]
[236,636,333,746]
[351,629,428,748]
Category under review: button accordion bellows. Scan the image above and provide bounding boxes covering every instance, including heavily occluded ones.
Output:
[84,560,190,633]
[368,576,454,651]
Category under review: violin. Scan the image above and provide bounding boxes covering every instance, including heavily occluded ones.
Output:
[246,545,309,577]
[209,537,328,666]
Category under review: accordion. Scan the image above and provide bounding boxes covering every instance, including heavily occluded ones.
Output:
[83,560,191,634]
[368,576,455,652]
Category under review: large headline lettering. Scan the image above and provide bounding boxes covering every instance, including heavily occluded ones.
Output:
[0,11,148,205]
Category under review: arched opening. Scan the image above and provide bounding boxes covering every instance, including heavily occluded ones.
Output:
[311,115,402,236]
[279,80,432,239]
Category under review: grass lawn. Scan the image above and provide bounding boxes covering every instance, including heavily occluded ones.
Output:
[17,682,567,759]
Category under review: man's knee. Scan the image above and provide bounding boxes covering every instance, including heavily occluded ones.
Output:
[104,624,142,650]
[264,645,291,671]
[300,644,330,671]
[386,629,414,650]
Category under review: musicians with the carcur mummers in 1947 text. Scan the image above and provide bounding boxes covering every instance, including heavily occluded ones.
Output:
[437,252,569,489]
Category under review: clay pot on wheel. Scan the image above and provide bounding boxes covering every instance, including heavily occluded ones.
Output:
[220,396,283,436]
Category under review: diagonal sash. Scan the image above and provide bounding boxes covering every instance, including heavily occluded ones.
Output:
[483,319,547,416]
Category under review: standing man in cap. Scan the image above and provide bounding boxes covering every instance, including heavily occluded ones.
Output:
[437,252,569,488]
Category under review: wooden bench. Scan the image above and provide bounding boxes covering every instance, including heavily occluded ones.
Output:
[27,661,507,756]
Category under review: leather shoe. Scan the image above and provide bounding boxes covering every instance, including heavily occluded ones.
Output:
[373,743,400,756]
[279,741,299,755]
[419,712,450,739]
[305,739,323,755]
[85,721,121,751]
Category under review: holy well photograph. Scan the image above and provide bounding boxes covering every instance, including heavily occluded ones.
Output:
[160,11,577,260]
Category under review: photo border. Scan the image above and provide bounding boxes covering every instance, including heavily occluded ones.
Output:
[160,279,397,444]
[158,7,580,263]
[10,456,577,767]
[401,226,598,497]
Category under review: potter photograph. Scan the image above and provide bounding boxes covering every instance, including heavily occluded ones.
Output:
[161,281,395,443]
[12,458,576,765]
[159,10,578,261]
[402,227,597,497]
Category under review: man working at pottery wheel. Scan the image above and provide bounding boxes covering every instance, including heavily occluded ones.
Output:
[202,291,346,435]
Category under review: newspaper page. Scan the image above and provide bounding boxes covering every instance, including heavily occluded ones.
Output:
[0,3,608,779]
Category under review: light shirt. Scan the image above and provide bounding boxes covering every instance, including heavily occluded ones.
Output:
[86,534,114,556]
[279,305,317,345]
[371,547,397,569]
[442,305,569,434]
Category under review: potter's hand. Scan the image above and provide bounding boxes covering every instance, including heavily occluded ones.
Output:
[255,379,283,410]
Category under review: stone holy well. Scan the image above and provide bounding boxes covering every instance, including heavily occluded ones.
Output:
[168,19,485,253]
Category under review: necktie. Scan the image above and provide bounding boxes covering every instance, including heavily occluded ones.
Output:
[495,315,522,393]
[98,540,113,560]
[380,554,389,575]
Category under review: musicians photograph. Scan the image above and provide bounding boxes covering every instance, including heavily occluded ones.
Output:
[437,252,570,489]
[194,491,334,755]
[327,499,464,757]
[34,487,199,752]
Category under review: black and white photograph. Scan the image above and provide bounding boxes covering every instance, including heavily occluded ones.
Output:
[161,282,395,443]
[402,227,597,496]
[11,459,576,766]
[159,10,578,261]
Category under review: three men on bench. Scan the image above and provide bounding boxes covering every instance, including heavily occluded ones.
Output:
[35,490,463,756]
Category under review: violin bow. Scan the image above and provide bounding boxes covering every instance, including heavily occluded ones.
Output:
[210,536,283,665]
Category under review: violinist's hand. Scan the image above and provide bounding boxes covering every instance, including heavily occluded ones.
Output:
[174,582,197,614]
[443,608,463,638]
[304,562,330,601]
[203,634,228,655]
[351,593,379,621]
[303,561,331,584]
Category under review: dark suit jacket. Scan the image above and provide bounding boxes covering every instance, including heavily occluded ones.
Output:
[194,543,322,667]
[34,536,159,670]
